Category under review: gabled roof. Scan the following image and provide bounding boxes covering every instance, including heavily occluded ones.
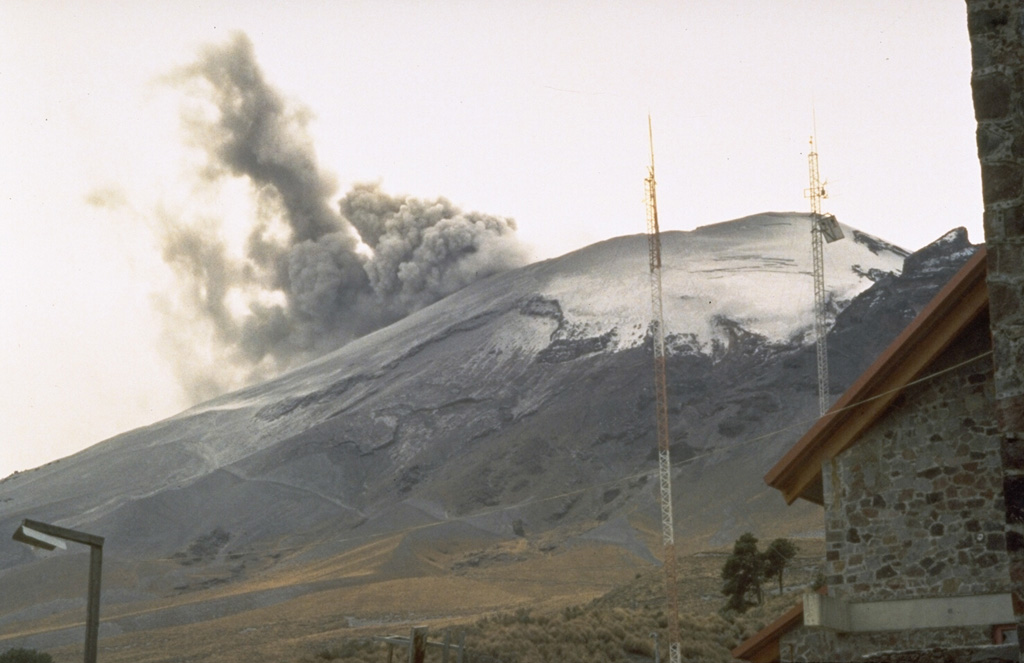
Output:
[765,248,990,505]
[730,601,805,663]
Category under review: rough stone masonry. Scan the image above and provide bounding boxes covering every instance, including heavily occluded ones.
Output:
[966,0,1024,659]
[820,318,1008,606]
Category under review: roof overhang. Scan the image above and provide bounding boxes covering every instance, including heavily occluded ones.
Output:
[731,600,806,662]
[765,248,990,505]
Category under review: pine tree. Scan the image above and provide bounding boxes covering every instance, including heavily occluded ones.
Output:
[721,533,764,612]
[762,538,798,596]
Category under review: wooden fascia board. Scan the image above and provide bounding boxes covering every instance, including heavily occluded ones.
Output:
[764,249,989,505]
[749,641,779,663]
[731,601,804,662]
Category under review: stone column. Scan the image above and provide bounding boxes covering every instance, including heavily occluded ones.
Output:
[965,1,1024,658]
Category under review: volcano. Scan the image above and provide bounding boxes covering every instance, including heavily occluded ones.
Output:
[0,213,978,660]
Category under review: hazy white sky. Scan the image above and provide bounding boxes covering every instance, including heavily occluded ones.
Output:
[0,1,983,477]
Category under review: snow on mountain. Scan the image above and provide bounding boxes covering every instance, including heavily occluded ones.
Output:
[525,212,906,355]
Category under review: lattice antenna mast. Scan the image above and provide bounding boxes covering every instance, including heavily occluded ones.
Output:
[644,115,681,663]
[803,132,844,416]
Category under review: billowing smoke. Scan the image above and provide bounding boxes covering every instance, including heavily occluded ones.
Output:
[157,32,529,401]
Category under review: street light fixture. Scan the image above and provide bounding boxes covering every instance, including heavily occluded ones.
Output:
[12,519,104,663]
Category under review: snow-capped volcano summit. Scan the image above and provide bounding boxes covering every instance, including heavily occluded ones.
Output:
[516,211,906,355]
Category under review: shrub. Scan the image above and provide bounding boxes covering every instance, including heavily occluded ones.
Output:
[622,635,653,657]
[0,649,53,663]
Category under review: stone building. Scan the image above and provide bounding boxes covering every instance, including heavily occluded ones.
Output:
[734,249,1019,662]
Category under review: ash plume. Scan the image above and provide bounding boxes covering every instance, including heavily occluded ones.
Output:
[158,32,529,401]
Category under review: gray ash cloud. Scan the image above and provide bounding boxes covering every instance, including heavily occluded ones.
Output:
[158,32,528,401]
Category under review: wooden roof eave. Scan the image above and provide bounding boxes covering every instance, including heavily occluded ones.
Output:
[732,587,828,662]
[764,248,989,505]
[731,601,805,662]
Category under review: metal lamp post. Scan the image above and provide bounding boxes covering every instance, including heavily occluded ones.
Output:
[13,519,104,663]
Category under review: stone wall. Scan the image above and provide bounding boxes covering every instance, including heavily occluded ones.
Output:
[966,3,1024,659]
[779,625,835,662]
[821,315,1007,603]
[780,623,1015,663]
[967,0,1024,434]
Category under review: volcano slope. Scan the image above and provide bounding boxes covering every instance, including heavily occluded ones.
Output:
[0,214,977,660]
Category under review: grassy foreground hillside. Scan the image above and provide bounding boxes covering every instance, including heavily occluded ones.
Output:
[299,540,824,663]
[11,530,822,663]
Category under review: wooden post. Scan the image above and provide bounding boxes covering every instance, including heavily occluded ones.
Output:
[457,630,466,663]
[387,643,394,663]
[85,544,102,663]
[409,626,427,663]
[441,629,451,663]
[12,520,104,663]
